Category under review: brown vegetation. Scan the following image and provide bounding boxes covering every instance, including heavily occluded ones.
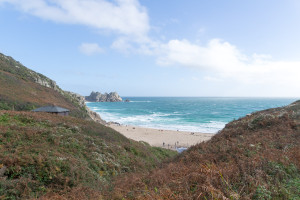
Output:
[0,70,76,109]
[109,102,300,199]
[0,111,176,199]
[0,53,89,118]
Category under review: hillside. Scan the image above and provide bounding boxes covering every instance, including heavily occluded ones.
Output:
[0,52,177,199]
[0,53,90,119]
[110,101,300,199]
[0,111,176,199]
[1,52,299,199]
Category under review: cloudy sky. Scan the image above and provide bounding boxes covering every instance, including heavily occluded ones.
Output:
[0,0,300,97]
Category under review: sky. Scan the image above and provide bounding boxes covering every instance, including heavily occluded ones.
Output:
[0,0,300,97]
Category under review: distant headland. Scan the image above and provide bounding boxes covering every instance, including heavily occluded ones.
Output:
[85,91,122,102]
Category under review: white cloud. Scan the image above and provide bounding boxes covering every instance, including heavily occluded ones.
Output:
[156,38,300,93]
[79,43,104,55]
[1,0,300,96]
[0,0,149,37]
[157,39,247,72]
[110,35,300,96]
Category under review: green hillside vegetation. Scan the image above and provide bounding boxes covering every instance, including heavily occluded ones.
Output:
[0,53,88,119]
[111,101,300,199]
[0,111,176,199]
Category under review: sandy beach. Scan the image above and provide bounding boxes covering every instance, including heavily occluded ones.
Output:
[109,123,214,150]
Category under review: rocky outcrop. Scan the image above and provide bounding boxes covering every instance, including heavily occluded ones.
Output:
[33,74,59,91]
[85,91,122,102]
[87,108,106,125]
[64,91,106,124]
[64,91,86,108]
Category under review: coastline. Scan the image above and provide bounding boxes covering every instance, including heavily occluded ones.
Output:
[108,123,214,150]
[86,100,217,150]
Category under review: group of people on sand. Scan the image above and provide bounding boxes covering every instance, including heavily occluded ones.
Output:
[163,141,180,149]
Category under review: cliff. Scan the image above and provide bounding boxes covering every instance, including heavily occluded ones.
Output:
[85,91,122,102]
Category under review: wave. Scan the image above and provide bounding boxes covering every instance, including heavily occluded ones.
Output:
[94,110,224,133]
[98,112,180,123]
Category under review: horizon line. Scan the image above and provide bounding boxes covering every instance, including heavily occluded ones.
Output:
[119,96,300,98]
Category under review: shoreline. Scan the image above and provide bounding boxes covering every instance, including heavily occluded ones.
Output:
[108,123,214,150]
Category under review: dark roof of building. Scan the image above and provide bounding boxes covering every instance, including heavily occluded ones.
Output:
[32,106,69,113]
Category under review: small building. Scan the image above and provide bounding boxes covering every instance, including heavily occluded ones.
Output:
[32,105,70,116]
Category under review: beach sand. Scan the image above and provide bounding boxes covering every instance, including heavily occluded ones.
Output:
[109,124,214,150]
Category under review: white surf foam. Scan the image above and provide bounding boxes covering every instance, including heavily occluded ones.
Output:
[95,110,224,133]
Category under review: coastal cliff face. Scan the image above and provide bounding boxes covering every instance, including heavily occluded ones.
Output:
[64,91,106,124]
[85,91,122,102]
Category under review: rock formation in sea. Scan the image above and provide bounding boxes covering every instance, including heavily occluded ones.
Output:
[85,91,122,102]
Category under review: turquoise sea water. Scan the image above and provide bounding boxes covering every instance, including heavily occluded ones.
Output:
[86,97,298,133]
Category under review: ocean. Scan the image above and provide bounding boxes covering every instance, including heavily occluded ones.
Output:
[86,97,298,133]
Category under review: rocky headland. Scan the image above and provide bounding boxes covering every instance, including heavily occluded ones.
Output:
[85,91,122,102]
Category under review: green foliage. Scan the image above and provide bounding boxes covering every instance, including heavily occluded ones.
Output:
[285,178,300,200]
[0,113,10,123]
[266,162,298,179]
[263,162,300,199]
[253,185,272,200]
[0,100,36,111]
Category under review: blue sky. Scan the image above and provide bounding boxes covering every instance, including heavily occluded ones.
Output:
[0,0,300,97]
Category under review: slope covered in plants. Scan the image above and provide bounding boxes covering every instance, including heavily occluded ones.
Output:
[0,53,89,119]
[111,101,300,199]
[0,111,176,199]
